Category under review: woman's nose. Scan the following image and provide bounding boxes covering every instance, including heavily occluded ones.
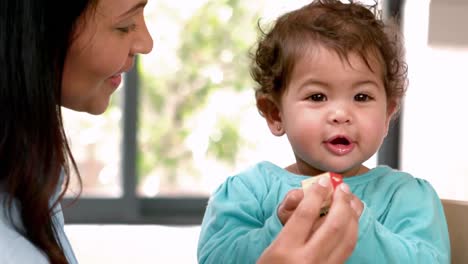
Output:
[132,19,154,55]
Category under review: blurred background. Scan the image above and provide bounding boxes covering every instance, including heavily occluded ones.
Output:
[61,0,468,262]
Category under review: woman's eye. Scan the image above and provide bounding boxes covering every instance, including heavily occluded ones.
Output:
[354,93,372,102]
[117,24,137,34]
[117,27,130,33]
[308,93,327,102]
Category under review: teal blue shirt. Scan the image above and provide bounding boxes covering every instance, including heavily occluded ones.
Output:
[197,161,450,263]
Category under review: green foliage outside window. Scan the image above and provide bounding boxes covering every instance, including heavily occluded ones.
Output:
[138,0,263,193]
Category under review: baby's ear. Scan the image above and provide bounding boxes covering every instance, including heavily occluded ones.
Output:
[256,96,285,136]
[384,99,400,135]
[387,99,399,120]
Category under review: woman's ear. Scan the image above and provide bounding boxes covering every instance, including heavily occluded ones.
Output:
[257,96,285,136]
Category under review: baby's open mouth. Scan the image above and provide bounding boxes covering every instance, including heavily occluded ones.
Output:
[325,136,354,155]
[330,136,350,145]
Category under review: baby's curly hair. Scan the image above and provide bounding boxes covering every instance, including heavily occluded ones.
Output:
[250,0,407,113]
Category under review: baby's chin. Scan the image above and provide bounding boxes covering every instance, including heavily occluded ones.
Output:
[314,163,364,177]
[334,165,369,177]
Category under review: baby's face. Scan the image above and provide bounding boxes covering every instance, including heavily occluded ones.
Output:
[277,46,394,176]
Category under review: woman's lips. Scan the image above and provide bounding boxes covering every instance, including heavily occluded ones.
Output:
[108,74,122,88]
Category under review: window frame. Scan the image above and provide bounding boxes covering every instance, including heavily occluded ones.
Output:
[63,0,403,225]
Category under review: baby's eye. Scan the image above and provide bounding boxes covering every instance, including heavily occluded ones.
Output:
[354,93,372,102]
[308,93,327,102]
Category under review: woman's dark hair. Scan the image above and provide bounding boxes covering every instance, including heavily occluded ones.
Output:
[251,0,407,112]
[0,0,96,263]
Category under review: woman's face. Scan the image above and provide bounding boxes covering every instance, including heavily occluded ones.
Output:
[62,0,153,114]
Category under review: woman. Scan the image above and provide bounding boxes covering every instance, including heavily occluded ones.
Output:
[0,0,153,263]
[0,0,356,263]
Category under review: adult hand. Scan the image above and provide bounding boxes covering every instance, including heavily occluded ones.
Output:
[277,188,305,225]
[278,184,364,225]
[258,178,359,264]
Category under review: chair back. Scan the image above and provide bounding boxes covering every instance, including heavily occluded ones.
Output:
[442,199,468,264]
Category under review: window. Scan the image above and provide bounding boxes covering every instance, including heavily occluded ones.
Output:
[63,91,123,198]
[401,0,468,201]
[63,0,382,224]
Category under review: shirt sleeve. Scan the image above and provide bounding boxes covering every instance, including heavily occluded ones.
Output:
[197,175,283,264]
[348,179,450,263]
[52,204,79,264]
[2,236,50,264]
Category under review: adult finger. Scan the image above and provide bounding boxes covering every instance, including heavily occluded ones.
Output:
[324,199,359,264]
[326,221,358,264]
[350,194,364,217]
[276,176,333,246]
[277,189,304,224]
[305,183,357,257]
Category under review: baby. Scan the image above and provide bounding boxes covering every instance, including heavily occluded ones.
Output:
[197,1,450,263]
